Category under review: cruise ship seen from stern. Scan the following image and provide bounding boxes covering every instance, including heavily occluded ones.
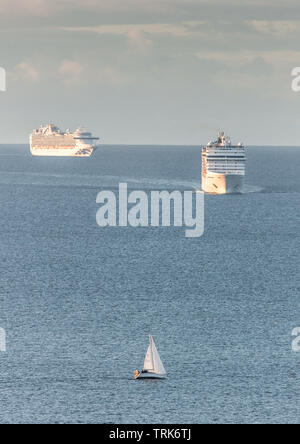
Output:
[30,124,99,157]
[202,132,246,194]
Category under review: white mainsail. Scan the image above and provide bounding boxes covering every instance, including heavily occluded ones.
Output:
[143,344,154,371]
[143,335,166,375]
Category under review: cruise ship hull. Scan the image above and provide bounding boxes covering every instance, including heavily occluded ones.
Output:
[202,173,244,194]
[30,146,96,157]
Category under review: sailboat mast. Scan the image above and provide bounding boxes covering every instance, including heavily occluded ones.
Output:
[150,334,154,368]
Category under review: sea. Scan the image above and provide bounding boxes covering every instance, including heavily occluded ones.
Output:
[0,144,299,424]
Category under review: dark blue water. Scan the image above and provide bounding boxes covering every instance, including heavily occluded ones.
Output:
[0,144,299,424]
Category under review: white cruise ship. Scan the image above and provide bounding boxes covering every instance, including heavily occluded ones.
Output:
[202,132,246,194]
[30,124,99,157]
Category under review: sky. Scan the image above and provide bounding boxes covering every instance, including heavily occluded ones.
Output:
[0,0,300,145]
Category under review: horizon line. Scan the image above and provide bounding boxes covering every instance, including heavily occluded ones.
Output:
[1,143,300,148]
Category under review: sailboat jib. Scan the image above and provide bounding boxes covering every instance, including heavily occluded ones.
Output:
[151,336,167,375]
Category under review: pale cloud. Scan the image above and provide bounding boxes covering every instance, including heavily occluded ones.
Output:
[0,0,190,18]
[196,49,300,69]
[0,0,221,16]
[0,0,51,16]
[260,50,300,66]
[98,66,131,86]
[14,61,40,82]
[58,19,300,42]
[212,70,265,90]
[0,0,298,16]
[1,0,300,24]
[58,59,130,87]
[127,30,154,53]
[196,51,256,65]
[59,60,84,83]
[251,20,300,36]
[61,23,195,37]
[195,47,300,98]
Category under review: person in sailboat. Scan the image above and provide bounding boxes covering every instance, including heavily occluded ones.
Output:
[134,370,140,379]
[134,334,167,380]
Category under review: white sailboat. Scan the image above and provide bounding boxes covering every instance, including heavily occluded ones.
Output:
[134,334,167,380]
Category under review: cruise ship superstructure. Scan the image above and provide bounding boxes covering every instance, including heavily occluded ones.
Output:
[30,124,99,157]
[202,132,246,194]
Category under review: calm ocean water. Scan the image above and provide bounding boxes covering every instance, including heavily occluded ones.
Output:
[0,144,299,424]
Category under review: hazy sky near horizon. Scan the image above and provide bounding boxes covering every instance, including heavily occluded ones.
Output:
[1,0,300,145]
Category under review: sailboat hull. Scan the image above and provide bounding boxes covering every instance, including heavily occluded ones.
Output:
[136,372,167,380]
